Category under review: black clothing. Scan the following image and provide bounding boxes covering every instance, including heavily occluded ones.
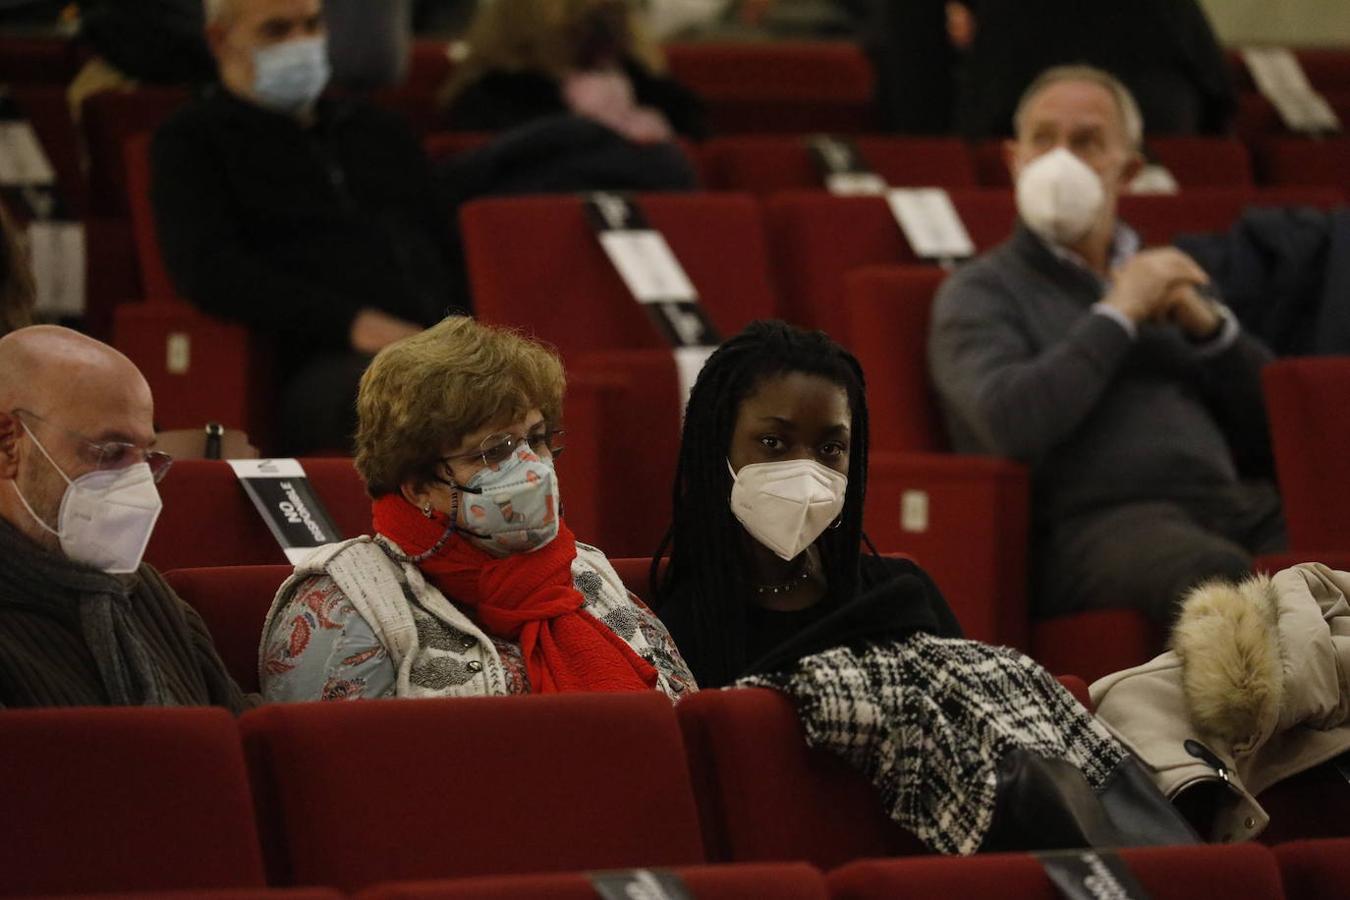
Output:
[868,0,958,134]
[77,0,215,85]
[1176,207,1350,357]
[660,554,963,689]
[440,60,708,140]
[954,0,1235,138]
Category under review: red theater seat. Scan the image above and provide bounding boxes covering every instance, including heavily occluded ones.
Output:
[664,42,877,134]
[1275,838,1350,900]
[974,138,1253,188]
[51,891,342,900]
[1255,137,1350,195]
[701,136,977,194]
[81,87,189,216]
[164,565,293,694]
[404,39,456,95]
[0,707,265,897]
[9,85,88,215]
[146,458,370,571]
[677,687,927,867]
[461,192,777,363]
[0,34,84,84]
[422,131,492,162]
[356,863,828,900]
[1263,358,1350,553]
[241,693,704,891]
[828,843,1283,900]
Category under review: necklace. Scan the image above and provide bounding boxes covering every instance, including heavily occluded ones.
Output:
[753,555,813,596]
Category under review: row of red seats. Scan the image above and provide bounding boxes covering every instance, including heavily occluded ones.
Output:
[6,691,1350,899]
[5,692,1348,898]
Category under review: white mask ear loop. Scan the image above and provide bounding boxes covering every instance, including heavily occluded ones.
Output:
[9,420,73,537]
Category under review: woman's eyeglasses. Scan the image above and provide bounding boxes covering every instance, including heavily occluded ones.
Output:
[440,427,565,471]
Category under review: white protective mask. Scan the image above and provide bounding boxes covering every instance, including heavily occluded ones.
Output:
[1015,146,1106,246]
[10,423,162,574]
[253,36,331,115]
[728,458,848,562]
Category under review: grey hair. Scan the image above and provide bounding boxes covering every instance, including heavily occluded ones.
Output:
[1013,64,1144,150]
[203,0,237,26]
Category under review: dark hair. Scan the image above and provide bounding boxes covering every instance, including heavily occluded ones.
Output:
[652,319,870,687]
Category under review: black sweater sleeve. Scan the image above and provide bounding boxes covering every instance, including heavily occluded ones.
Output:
[150,107,362,351]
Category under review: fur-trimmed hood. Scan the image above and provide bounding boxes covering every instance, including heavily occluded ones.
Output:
[1091,563,1350,842]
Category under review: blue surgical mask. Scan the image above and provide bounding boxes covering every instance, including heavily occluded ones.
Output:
[253,36,331,115]
[454,442,561,556]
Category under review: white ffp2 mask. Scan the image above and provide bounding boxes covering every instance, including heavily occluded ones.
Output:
[11,423,162,574]
[1015,146,1106,246]
[728,458,847,562]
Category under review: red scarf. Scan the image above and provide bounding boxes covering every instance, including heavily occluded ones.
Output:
[372,495,658,694]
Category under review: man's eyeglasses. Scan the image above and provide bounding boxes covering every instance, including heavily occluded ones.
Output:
[440,427,565,471]
[13,409,175,483]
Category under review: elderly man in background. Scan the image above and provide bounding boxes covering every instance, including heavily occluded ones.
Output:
[152,0,460,455]
[0,326,248,709]
[929,65,1284,625]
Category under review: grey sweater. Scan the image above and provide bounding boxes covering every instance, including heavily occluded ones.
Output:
[928,224,1274,523]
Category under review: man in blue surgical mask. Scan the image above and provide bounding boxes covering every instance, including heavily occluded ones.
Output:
[150,0,465,455]
[928,65,1285,628]
[0,325,250,710]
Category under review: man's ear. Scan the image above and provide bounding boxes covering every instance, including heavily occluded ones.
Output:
[1119,149,1145,187]
[205,23,228,58]
[0,411,22,480]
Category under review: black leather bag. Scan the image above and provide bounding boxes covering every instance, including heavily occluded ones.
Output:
[981,749,1201,853]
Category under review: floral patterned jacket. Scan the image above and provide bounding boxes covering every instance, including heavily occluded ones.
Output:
[259,535,697,703]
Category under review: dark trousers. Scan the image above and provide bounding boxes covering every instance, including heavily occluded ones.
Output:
[1035,481,1287,625]
[276,352,372,456]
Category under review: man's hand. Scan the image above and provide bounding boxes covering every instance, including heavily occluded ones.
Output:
[350,308,422,355]
[1163,284,1225,340]
[1103,248,1210,325]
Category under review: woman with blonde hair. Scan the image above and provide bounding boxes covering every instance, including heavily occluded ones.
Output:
[438,0,705,140]
[260,316,695,701]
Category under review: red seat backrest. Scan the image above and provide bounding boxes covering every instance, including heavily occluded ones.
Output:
[422,131,492,162]
[125,131,180,301]
[461,193,777,364]
[164,565,293,694]
[0,707,265,897]
[357,863,829,900]
[664,42,877,134]
[82,87,189,216]
[828,843,1284,900]
[1262,358,1350,552]
[241,693,705,891]
[146,458,370,571]
[677,686,927,867]
[1255,137,1350,194]
[702,137,976,194]
[1276,838,1350,900]
[975,138,1254,188]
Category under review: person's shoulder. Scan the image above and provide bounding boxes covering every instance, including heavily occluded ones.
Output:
[858,553,928,587]
[932,241,1022,315]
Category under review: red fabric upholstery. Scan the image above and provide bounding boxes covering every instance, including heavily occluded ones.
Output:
[701,137,976,194]
[677,687,927,867]
[357,863,827,900]
[0,34,84,84]
[1056,674,1091,710]
[1118,187,1346,245]
[0,707,265,897]
[974,138,1253,188]
[52,891,342,900]
[1263,358,1350,552]
[1031,610,1164,685]
[1254,552,1350,574]
[112,302,273,438]
[81,87,189,216]
[82,216,142,342]
[10,85,88,215]
[1256,764,1350,845]
[828,843,1283,900]
[125,131,179,301]
[422,131,492,162]
[405,40,456,95]
[461,193,777,364]
[1231,48,1350,95]
[664,42,877,134]
[146,458,370,571]
[241,693,705,891]
[163,565,293,694]
[1255,137,1350,195]
[1275,838,1350,900]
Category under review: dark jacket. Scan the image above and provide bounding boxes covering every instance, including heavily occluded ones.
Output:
[152,88,460,363]
[440,59,708,140]
[77,0,215,84]
[954,0,1235,137]
[660,554,964,689]
[1176,207,1350,357]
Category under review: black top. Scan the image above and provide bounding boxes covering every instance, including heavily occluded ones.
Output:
[151,87,461,364]
[440,59,708,140]
[953,0,1235,137]
[660,554,964,689]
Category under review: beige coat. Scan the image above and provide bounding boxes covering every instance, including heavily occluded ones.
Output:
[1091,563,1350,841]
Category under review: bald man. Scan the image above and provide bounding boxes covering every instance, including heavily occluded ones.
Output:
[152,0,460,455]
[0,326,248,710]
[929,66,1283,626]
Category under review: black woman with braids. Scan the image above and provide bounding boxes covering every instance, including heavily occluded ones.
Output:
[654,320,1197,856]
[653,319,962,689]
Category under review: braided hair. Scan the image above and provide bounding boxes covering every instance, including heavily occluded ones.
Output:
[652,320,871,687]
